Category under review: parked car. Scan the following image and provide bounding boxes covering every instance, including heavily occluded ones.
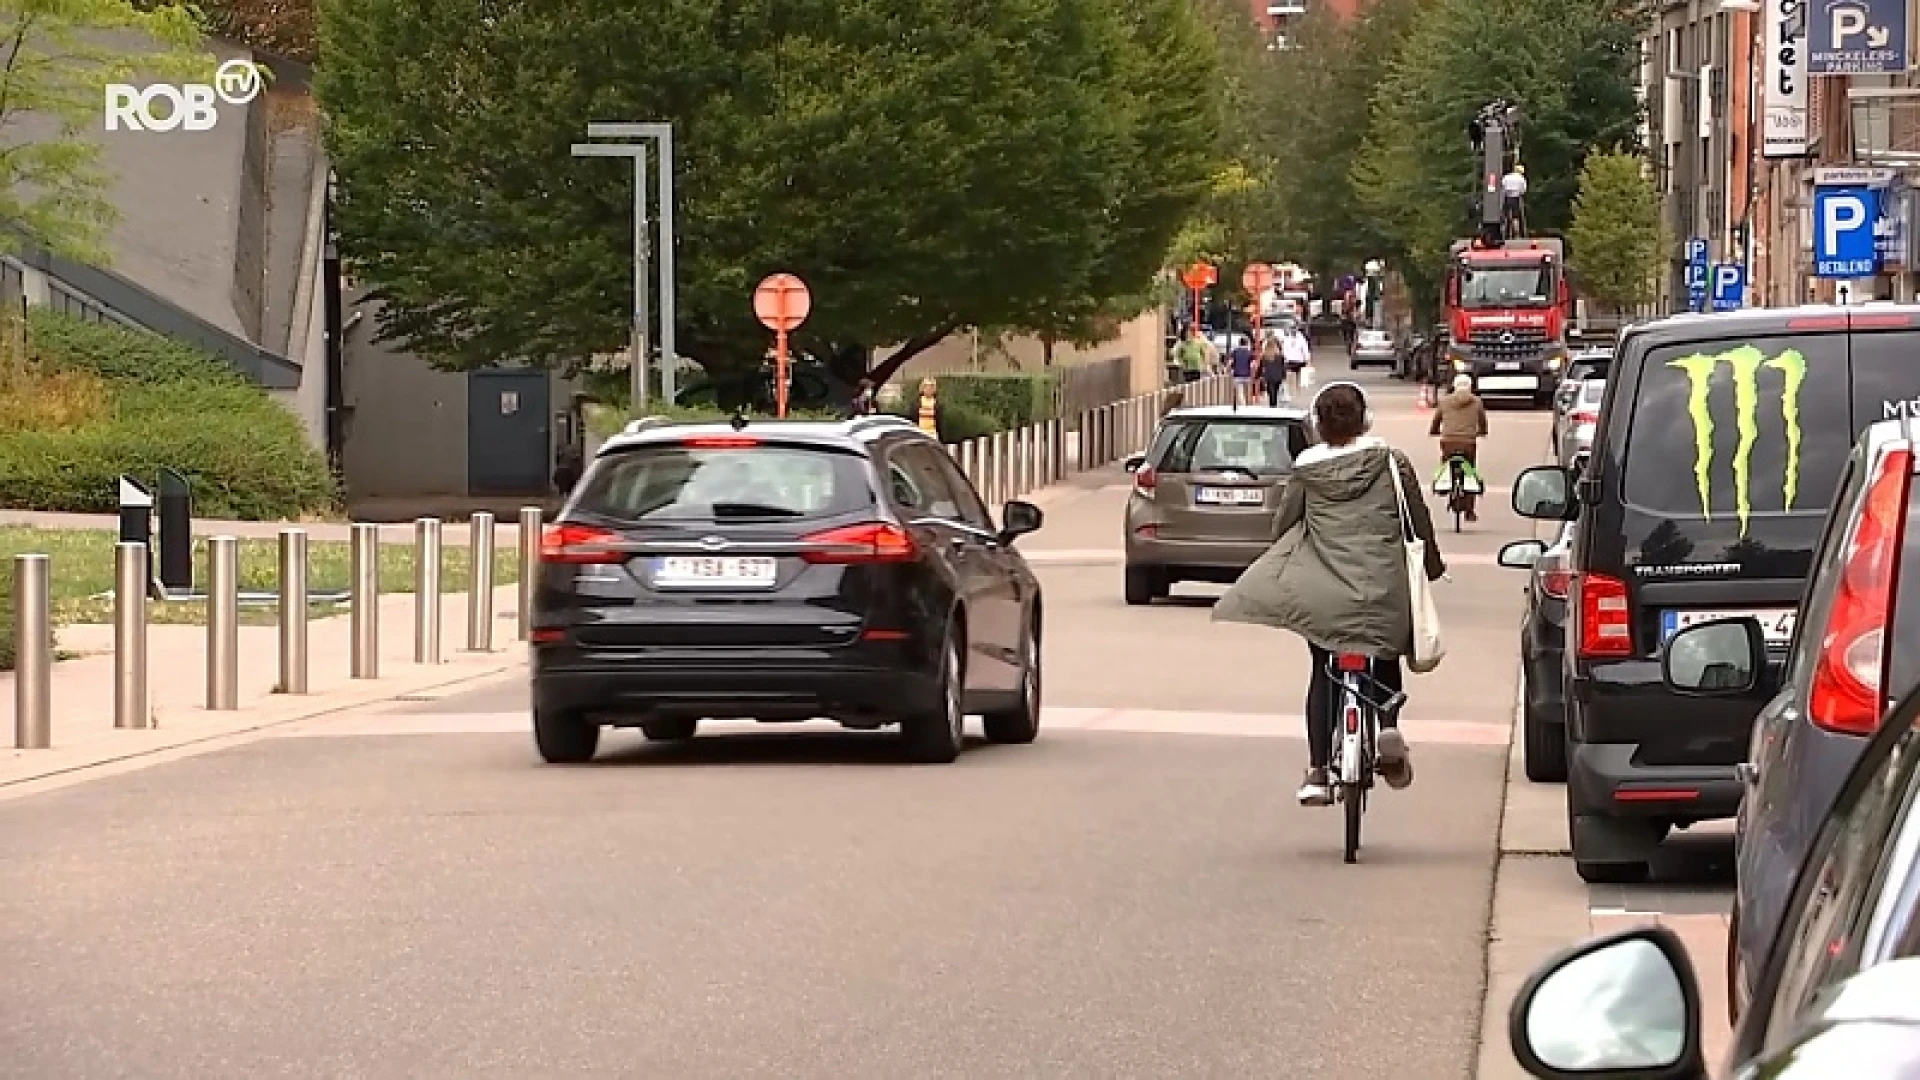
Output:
[1508,638,1920,1078]
[1497,517,1578,782]
[1350,327,1400,369]
[1708,415,1920,1020]
[1551,377,1605,465]
[1122,405,1313,605]
[530,414,1046,765]
[1551,347,1610,418]
[1509,305,1920,883]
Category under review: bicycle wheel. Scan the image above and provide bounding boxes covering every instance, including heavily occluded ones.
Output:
[1342,782,1364,862]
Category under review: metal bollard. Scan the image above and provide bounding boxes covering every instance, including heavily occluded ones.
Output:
[278,528,308,694]
[1052,419,1066,482]
[517,507,542,642]
[467,512,495,652]
[963,439,980,492]
[1020,426,1036,495]
[13,554,50,748]
[990,432,1007,505]
[351,523,380,678]
[414,518,443,664]
[206,535,239,710]
[113,541,149,728]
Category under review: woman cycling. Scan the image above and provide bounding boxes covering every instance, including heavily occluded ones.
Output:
[1212,381,1447,805]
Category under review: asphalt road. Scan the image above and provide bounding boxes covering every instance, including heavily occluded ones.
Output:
[0,361,1651,1079]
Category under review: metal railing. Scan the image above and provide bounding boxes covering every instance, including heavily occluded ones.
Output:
[943,372,1235,503]
[8,508,545,749]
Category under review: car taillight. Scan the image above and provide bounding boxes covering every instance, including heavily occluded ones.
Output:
[541,523,626,564]
[800,522,918,563]
[1575,571,1632,658]
[1809,447,1913,735]
[681,435,760,447]
[1572,410,1598,426]
[1134,466,1158,493]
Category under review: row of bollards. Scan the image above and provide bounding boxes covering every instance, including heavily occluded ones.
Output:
[10,508,549,749]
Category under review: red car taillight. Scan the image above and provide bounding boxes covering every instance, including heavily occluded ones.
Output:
[1572,409,1598,426]
[1134,466,1158,493]
[800,522,918,563]
[541,523,626,564]
[1575,571,1632,659]
[1809,447,1912,735]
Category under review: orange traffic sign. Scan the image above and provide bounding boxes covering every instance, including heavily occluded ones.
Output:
[754,273,811,333]
[1242,262,1275,295]
[1181,262,1217,291]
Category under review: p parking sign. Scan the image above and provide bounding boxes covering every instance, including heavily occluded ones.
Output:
[1814,186,1881,278]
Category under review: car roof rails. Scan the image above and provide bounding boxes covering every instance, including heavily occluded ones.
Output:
[845,414,919,436]
[620,415,679,435]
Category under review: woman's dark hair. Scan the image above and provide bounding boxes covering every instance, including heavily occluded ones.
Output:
[1314,383,1369,444]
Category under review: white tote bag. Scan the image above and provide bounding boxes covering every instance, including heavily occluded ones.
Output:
[1388,456,1446,673]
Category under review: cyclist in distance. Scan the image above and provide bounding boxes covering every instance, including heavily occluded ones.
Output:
[1429,373,1489,521]
[1212,382,1447,806]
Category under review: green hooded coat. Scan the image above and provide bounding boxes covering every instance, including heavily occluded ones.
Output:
[1212,441,1446,655]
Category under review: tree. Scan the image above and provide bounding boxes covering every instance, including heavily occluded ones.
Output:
[0,0,207,263]
[318,0,1222,387]
[1567,149,1663,312]
[1350,0,1644,299]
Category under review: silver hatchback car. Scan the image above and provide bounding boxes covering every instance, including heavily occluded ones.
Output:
[1121,405,1312,604]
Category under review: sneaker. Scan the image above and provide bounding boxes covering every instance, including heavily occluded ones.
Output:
[1296,768,1333,807]
[1376,729,1414,789]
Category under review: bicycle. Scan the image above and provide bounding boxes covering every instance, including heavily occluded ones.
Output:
[1325,653,1409,863]
[1431,453,1483,533]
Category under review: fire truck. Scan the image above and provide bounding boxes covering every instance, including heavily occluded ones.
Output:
[1441,100,1572,408]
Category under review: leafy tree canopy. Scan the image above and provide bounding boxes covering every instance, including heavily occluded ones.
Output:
[1350,0,1644,299]
[318,0,1223,385]
[1567,149,1664,311]
[0,0,207,262]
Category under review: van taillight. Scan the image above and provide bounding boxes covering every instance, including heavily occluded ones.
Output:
[1134,466,1158,493]
[541,523,626,564]
[1575,571,1632,658]
[1809,447,1912,735]
[800,522,918,563]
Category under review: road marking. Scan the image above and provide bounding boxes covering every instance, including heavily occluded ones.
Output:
[268,705,1512,745]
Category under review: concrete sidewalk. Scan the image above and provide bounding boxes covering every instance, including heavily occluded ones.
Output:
[0,583,526,796]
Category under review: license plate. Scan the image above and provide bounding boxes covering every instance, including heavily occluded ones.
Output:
[653,556,778,588]
[1497,361,1521,371]
[1195,487,1264,506]
[1478,375,1539,391]
[1660,608,1796,646]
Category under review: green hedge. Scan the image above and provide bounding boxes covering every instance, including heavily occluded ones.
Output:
[0,312,338,519]
[0,571,13,672]
[937,374,1054,429]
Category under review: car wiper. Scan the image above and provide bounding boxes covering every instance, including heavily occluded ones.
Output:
[709,502,803,518]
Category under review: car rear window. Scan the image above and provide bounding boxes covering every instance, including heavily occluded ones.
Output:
[1849,330,1920,423]
[1623,335,1853,531]
[1158,420,1305,475]
[572,443,874,521]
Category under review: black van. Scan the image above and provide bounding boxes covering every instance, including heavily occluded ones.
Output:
[1509,306,1920,883]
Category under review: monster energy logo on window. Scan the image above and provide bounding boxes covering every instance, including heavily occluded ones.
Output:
[1666,346,1806,536]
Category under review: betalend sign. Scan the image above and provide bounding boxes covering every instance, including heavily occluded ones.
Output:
[1763,0,1809,157]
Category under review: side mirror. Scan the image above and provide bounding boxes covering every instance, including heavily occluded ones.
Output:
[1661,617,1765,695]
[1513,466,1577,521]
[1509,927,1706,1079]
[1123,453,1146,473]
[1498,540,1547,569]
[1000,500,1044,542]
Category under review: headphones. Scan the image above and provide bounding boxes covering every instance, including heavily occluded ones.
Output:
[1310,379,1374,434]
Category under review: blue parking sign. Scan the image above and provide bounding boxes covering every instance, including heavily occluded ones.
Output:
[1685,237,1709,311]
[1710,263,1745,311]
[1814,186,1881,278]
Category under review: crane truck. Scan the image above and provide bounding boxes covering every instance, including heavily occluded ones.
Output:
[1442,100,1573,409]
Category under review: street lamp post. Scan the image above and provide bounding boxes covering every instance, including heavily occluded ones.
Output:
[571,123,679,410]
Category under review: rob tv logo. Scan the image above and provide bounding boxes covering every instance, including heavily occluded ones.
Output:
[104,59,263,132]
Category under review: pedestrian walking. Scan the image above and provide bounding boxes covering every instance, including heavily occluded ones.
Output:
[1282,324,1312,401]
[1229,338,1255,404]
[1173,326,1209,383]
[1258,335,1288,406]
[847,378,878,417]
